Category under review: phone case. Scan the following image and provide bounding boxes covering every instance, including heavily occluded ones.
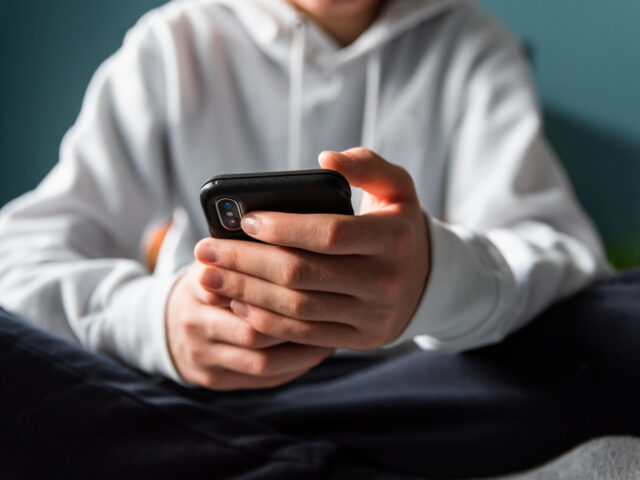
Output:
[200,169,354,240]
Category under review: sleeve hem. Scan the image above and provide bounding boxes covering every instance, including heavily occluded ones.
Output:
[102,272,191,385]
[387,216,513,352]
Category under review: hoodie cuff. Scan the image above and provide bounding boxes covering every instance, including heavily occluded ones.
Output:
[102,272,187,384]
[389,216,515,352]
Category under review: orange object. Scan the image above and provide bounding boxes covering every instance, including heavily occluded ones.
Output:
[143,222,172,272]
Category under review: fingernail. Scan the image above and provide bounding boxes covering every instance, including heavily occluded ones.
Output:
[231,300,249,318]
[241,215,260,236]
[204,269,224,290]
[198,245,218,264]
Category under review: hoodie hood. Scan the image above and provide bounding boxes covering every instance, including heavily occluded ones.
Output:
[210,0,473,169]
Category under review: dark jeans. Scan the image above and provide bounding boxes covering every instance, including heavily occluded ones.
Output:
[1,270,640,479]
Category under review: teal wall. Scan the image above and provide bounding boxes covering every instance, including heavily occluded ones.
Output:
[481,0,640,142]
[0,0,167,207]
[1,1,639,263]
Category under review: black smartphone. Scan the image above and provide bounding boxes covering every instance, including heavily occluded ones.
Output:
[200,169,354,240]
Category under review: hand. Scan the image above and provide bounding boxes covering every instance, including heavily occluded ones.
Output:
[194,148,431,351]
[165,261,335,390]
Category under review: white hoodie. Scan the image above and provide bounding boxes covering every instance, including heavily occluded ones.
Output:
[0,0,611,382]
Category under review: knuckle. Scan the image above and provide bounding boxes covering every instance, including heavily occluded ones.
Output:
[318,218,345,251]
[401,170,417,193]
[234,273,248,296]
[182,317,201,335]
[279,260,307,288]
[286,294,315,319]
[247,310,272,335]
[185,345,204,366]
[201,370,222,389]
[357,147,377,161]
[269,218,289,242]
[247,352,271,377]
[237,324,261,348]
[291,323,315,345]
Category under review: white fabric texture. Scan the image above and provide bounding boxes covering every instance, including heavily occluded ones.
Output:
[0,0,611,381]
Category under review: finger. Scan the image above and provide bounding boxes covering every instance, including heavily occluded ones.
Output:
[203,342,334,378]
[192,367,311,391]
[192,263,232,307]
[240,210,408,255]
[318,148,417,203]
[195,237,386,296]
[231,300,361,349]
[199,265,363,325]
[190,304,284,349]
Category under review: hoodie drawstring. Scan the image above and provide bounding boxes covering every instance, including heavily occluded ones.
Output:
[361,49,381,149]
[288,19,382,171]
[288,18,306,170]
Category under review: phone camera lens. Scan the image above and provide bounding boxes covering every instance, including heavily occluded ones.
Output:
[216,198,243,231]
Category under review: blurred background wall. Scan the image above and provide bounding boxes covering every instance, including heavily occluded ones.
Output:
[1,0,639,266]
[480,0,640,268]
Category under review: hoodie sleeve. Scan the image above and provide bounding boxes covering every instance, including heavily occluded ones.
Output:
[0,15,183,381]
[393,13,612,351]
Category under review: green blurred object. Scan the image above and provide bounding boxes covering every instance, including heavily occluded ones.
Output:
[607,240,640,271]
[1,0,639,267]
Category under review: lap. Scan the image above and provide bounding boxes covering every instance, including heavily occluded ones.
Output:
[0,308,388,479]
[2,268,639,479]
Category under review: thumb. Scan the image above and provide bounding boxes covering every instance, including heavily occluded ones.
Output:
[318,148,417,203]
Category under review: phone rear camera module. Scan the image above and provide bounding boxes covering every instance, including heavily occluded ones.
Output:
[215,198,244,231]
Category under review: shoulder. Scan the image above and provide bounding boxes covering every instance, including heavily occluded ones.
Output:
[393,3,530,92]
[444,5,530,85]
[430,3,522,54]
[410,4,534,100]
[119,0,242,58]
